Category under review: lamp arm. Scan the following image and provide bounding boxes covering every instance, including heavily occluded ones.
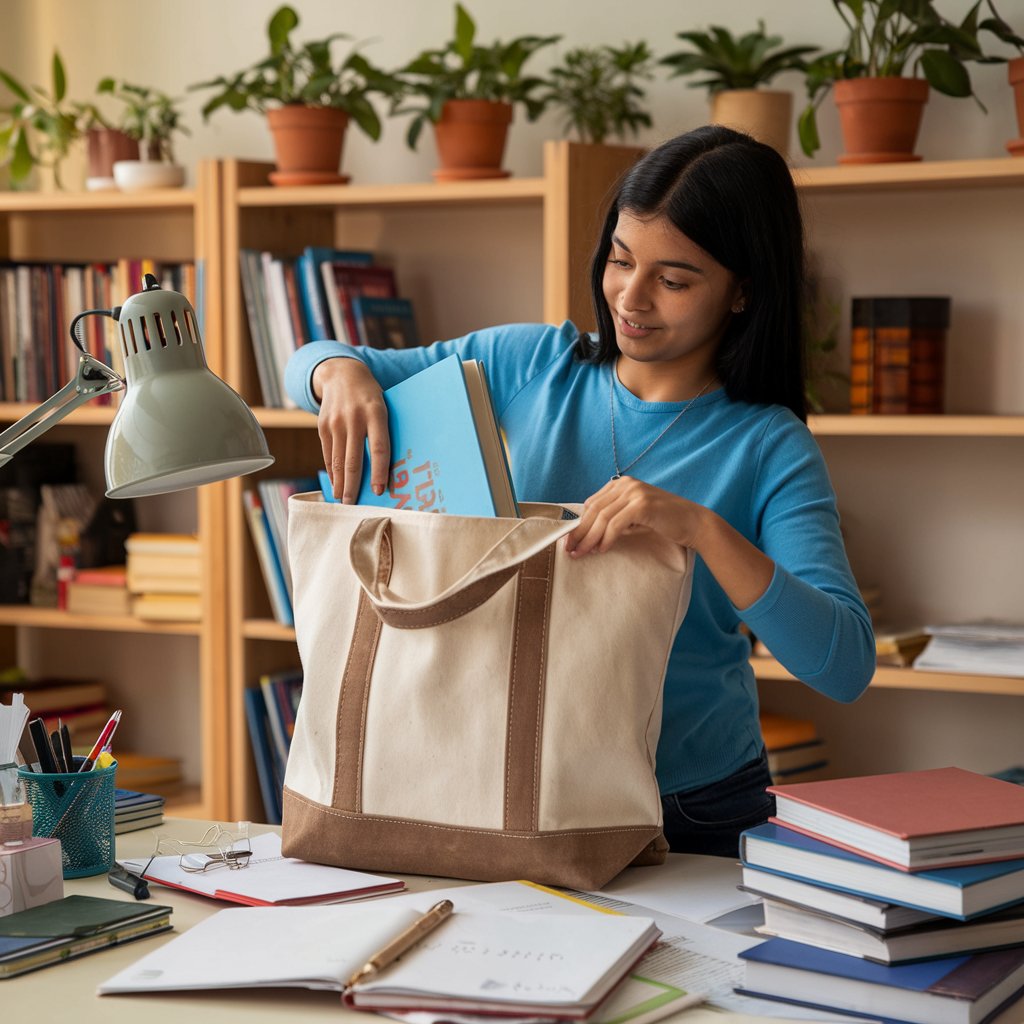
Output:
[0,354,124,468]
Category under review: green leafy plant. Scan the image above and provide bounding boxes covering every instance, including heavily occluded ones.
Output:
[978,0,1024,55]
[799,0,995,157]
[802,271,847,414]
[391,3,560,150]
[190,4,395,141]
[540,42,654,144]
[97,80,189,163]
[660,21,818,93]
[0,52,86,187]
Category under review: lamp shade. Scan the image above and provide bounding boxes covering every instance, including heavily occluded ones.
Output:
[104,280,273,498]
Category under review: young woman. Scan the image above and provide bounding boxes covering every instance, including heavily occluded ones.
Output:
[284,125,875,857]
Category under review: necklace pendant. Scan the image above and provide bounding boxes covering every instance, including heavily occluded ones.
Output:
[610,473,621,481]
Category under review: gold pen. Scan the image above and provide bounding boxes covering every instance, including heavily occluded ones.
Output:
[345,899,455,990]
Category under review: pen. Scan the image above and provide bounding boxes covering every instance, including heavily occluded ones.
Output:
[28,718,59,774]
[344,899,454,990]
[50,728,67,772]
[78,709,122,772]
[108,863,150,900]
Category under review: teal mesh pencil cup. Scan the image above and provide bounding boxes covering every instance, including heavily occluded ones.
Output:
[18,758,116,878]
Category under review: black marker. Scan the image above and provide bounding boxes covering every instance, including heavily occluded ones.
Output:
[108,863,149,900]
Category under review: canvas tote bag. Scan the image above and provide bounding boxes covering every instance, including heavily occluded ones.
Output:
[281,495,693,890]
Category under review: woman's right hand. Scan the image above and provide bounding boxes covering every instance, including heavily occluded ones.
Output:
[313,357,390,502]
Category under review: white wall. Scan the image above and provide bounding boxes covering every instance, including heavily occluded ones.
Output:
[10,0,1024,186]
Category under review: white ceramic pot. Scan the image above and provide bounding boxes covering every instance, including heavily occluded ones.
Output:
[113,160,186,191]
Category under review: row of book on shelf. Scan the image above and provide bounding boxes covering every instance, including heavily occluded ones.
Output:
[0,258,199,403]
[64,531,202,622]
[239,245,420,408]
[1,673,184,798]
[243,667,302,824]
[737,765,1024,1023]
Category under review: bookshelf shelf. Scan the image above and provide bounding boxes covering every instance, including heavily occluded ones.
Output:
[242,619,296,642]
[0,188,198,214]
[752,657,1024,698]
[808,415,1024,437]
[254,408,317,429]
[0,606,201,634]
[0,402,117,426]
[793,158,1024,194]
[237,177,548,209]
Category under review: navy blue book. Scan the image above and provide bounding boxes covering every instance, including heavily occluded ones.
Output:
[243,687,282,825]
[319,355,518,518]
[737,937,1024,1024]
[741,822,1024,920]
[351,295,420,349]
[296,246,374,341]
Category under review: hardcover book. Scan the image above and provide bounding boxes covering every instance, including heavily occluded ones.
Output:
[351,295,420,349]
[769,767,1024,870]
[320,262,397,345]
[737,937,1024,1024]
[319,354,519,518]
[740,823,1024,920]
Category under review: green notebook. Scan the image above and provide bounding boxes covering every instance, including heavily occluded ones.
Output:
[0,894,172,980]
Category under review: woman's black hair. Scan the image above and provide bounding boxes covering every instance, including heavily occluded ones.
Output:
[582,125,808,421]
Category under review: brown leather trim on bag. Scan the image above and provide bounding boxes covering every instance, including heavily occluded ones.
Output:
[282,787,660,891]
[373,565,519,630]
[332,539,392,813]
[504,544,555,832]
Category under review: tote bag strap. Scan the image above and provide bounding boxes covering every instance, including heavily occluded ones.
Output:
[349,516,577,629]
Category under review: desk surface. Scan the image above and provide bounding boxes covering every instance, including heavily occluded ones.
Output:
[4,820,1023,1024]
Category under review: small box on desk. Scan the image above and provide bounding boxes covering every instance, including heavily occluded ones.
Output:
[0,837,63,916]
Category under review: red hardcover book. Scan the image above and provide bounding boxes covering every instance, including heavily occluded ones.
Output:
[769,767,1024,872]
[320,263,397,345]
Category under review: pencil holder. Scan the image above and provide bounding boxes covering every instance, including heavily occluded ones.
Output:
[17,758,117,878]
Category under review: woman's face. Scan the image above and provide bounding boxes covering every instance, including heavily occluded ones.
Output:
[602,210,743,384]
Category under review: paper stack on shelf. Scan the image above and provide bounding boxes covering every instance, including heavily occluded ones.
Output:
[914,621,1024,678]
[125,533,201,622]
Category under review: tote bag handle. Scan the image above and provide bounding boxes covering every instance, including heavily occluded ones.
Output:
[349,515,578,629]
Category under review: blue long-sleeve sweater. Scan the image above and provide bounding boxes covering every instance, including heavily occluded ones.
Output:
[285,321,875,795]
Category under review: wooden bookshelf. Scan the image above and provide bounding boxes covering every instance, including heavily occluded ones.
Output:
[809,415,1024,437]
[792,157,1024,193]
[0,606,201,635]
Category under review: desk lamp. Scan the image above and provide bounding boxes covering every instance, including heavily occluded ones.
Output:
[0,273,273,495]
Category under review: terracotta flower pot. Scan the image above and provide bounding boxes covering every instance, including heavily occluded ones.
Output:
[1007,57,1024,156]
[432,100,513,182]
[710,89,793,159]
[833,77,929,164]
[86,128,140,191]
[266,106,349,186]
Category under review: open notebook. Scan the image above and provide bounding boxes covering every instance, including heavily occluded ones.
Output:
[98,901,659,1020]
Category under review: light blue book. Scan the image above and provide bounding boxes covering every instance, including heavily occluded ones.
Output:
[297,247,374,341]
[741,823,1024,921]
[319,354,518,518]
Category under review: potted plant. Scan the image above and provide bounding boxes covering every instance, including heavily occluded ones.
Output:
[539,42,654,145]
[391,3,560,181]
[660,22,818,159]
[977,1,1024,153]
[0,52,86,189]
[191,4,395,186]
[798,0,991,163]
[97,79,189,190]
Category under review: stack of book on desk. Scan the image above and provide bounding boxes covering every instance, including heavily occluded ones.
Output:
[114,788,165,835]
[737,767,1024,1023]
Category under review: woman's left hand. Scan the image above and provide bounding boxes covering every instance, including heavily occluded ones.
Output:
[564,476,708,557]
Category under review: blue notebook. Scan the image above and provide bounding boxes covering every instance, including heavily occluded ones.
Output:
[738,937,1024,1024]
[741,822,1024,920]
[319,355,519,518]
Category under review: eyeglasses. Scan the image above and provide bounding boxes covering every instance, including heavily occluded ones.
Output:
[146,821,253,875]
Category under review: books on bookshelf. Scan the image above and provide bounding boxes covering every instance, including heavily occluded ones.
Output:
[319,355,519,518]
[737,937,1024,1024]
[66,565,130,617]
[238,247,421,407]
[242,489,292,626]
[914,621,1024,678]
[256,476,317,607]
[849,296,950,415]
[3,677,107,718]
[112,752,183,797]
[759,712,829,784]
[125,533,201,621]
[244,669,302,824]
[769,767,1024,870]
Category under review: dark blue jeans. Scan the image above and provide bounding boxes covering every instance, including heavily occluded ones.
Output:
[661,749,775,858]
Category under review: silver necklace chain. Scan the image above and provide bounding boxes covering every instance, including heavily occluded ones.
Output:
[609,369,713,480]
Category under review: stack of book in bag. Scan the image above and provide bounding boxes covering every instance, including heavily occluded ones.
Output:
[125,533,201,621]
[737,767,1024,1023]
[760,711,829,784]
